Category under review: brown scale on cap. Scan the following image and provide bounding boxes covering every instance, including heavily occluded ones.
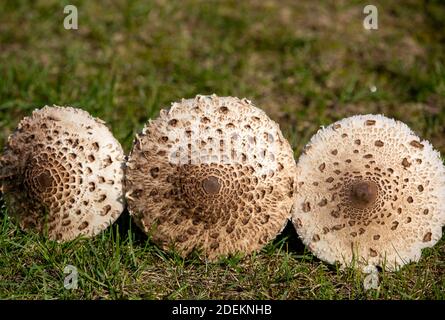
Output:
[202,176,221,194]
[0,106,125,241]
[348,181,378,209]
[125,95,297,261]
[292,114,445,271]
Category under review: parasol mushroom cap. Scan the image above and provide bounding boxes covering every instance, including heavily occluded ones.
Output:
[125,94,296,260]
[292,114,445,271]
[0,106,125,241]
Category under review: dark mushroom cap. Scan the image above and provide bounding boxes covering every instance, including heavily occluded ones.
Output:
[125,95,296,260]
[292,114,445,271]
[0,106,125,241]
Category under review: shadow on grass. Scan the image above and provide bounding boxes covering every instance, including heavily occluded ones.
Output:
[112,208,148,244]
[274,222,306,255]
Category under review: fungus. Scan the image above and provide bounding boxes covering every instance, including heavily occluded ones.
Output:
[0,106,125,241]
[125,95,296,260]
[292,114,445,271]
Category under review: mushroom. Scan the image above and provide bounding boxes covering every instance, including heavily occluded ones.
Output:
[125,95,296,260]
[292,114,445,271]
[0,106,125,241]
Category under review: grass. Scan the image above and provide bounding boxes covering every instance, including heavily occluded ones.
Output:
[0,0,444,299]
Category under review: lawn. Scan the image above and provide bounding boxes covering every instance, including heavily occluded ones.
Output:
[0,0,444,299]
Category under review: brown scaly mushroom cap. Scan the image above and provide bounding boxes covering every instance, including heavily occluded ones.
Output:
[292,114,445,271]
[0,106,125,241]
[125,95,296,260]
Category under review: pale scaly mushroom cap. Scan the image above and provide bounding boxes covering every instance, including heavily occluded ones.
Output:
[125,95,296,260]
[292,114,445,271]
[0,106,125,241]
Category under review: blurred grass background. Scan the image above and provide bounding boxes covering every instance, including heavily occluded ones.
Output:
[0,0,444,299]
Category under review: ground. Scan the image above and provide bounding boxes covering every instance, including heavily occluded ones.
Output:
[0,0,444,299]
